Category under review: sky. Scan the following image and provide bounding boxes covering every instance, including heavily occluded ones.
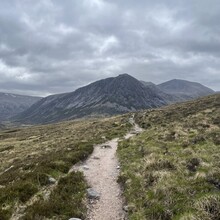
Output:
[0,0,220,97]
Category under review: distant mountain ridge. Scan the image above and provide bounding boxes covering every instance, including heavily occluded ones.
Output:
[12,74,215,124]
[0,93,41,121]
[13,74,175,124]
[157,79,215,99]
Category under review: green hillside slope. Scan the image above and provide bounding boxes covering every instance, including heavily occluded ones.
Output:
[118,94,220,220]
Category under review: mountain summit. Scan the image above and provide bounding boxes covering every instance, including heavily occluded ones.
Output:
[14,74,172,124]
[13,74,215,124]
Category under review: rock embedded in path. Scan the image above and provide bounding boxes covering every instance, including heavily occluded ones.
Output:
[69,218,82,220]
[101,145,112,149]
[87,188,101,199]
[83,165,89,170]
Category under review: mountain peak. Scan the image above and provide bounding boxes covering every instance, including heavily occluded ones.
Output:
[118,73,131,77]
[14,74,169,124]
[12,75,215,124]
[116,73,135,80]
[158,79,214,98]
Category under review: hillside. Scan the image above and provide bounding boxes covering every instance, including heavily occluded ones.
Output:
[158,79,215,99]
[13,74,176,124]
[1,94,219,220]
[0,93,41,121]
[118,94,220,219]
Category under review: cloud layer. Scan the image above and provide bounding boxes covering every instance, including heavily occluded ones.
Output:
[0,0,220,96]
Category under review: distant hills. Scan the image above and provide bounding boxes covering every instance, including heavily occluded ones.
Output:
[0,93,41,121]
[158,79,215,100]
[12,74,215,124]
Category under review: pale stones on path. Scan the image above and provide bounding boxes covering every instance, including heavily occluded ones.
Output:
[69,218,82,220]
[83,165,89,170]
[87,188,100,199]
[101,145,112,149]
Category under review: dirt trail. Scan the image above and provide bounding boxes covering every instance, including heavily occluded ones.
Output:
[72,116,143,220]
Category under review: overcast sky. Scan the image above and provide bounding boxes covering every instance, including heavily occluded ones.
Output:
[0,0,220,96]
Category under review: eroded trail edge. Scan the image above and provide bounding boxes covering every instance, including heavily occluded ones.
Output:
[71,117,143,220]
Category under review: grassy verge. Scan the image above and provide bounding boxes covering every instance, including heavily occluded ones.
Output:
[0,115,131,220]
[118,94,220,220]
[24,172,87,220]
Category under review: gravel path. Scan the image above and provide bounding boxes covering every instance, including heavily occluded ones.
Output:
[73,117,142,220]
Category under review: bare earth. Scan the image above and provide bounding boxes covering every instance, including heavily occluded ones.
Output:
[73,118,142,220]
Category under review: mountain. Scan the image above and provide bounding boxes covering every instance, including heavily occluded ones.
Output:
[14,74,176,124]
[140,81,188,102]
[0,93,41,121]
[140,81,155,87]
[158,79,215,99]
[13,75,215,125]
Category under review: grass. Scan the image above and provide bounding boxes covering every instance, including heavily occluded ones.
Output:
[118,94,220,220]
[0,115,131,220]
[24,172,87,220]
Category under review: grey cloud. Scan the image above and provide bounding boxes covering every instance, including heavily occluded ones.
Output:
[0,0,220,96]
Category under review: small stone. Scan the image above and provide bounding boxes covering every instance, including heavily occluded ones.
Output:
[123,206,129,212]
[69,218,82,220]
[101,145,112,149]
[87,188,100,199]
[117,166,120,169]
[93,156,100,160]
[48,177,56,184]
[83,165,89,170]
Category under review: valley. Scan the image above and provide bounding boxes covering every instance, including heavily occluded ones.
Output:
[0,93,41,121]
[1,1,220,219]
[0,93,219,220]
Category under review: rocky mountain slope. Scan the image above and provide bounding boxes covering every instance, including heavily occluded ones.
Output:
[0,93,41,121]
[14,74,216,124]
[158,79,215,99]
[13,74,178,124]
